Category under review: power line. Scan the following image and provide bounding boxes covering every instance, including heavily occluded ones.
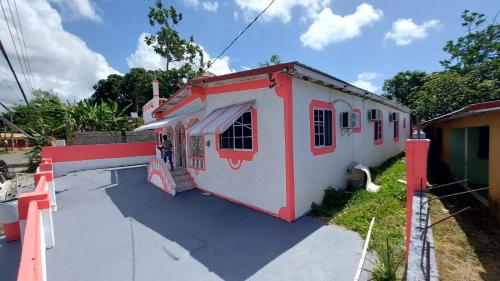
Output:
[0,0,33,95]
[0,39,29,105]
[210,0,276,68]
[10,0,36,90]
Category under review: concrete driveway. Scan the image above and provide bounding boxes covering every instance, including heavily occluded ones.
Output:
[47,166,370,281]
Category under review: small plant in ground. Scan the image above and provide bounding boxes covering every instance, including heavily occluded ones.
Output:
[368,238,404,281]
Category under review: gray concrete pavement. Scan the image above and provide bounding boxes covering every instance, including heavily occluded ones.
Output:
[47,167,370,281]
[0,237,21,281]
[0,150,29,173]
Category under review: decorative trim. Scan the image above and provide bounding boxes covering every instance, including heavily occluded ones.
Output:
[214,107,259,169]
[309,99,336,156]
[353,108,362,133]
[186,118,206,172]
[272,72,296,222]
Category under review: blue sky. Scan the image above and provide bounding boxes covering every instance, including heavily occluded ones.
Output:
[0,0,498,105]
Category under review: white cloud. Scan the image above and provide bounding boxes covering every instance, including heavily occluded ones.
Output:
[235,0,331,23]
[202,1,219,12]
[233,11,239,21]
[182,0,200,8]
[182,0,219,12]
[126,33,233,76]
[351,71,380,93]
[357,72,378,81]
[49,0,102,22]
[300,3,383,50]
[384,18,440,46]
[0,0,118,106]
[351,80,378,93]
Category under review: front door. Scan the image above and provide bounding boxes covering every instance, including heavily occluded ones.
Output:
[176,124,186,168]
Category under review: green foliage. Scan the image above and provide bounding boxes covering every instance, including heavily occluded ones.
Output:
[383,10,499,122]
[412,71,499,120]
[441,10,499,82]
[145,0,208,72]
[369,238,404,281]
[311,154,407,251]
[25,137,49,172]
[382,70,427,107]
[260,55,282,67]
[11,90,67,139]
[69,100,131,132]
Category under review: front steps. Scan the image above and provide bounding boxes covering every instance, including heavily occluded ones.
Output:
[171,168,195,193]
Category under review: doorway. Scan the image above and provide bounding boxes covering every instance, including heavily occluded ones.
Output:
[176,124,186,168]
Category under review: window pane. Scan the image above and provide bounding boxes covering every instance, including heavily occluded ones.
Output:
[243,125,252,137]
[235,137,243,149]
[242,112,251,124]
[325,110,332,146]
[237,125,244,137]
[243,137,252,149]
[220,137,229,149]
[314,110,319,121]
[315,135,320,146]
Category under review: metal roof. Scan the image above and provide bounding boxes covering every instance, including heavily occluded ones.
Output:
[424,100,500,124]
[154,62,411,116]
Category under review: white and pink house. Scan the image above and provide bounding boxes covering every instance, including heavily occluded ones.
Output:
[136,62,410,222]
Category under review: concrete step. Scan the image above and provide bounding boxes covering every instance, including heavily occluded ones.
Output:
[176,180,194,190]
[173,174,190,182]
[176,185,195,193]
[171,169,187,176]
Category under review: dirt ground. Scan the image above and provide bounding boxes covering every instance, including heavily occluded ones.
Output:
[429,191,500,280]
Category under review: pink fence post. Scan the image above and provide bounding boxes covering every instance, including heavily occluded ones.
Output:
[405,139,430,255]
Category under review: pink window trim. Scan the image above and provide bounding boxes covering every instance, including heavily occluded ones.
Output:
[352,108,362,133]
[309,99,336,156]
[373,113,384,146]
[215,107,259,163]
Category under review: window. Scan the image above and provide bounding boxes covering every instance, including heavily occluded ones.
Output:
[393,121,399,140]
[374,119,383,144]
[309,100,336,155]
[219,111,253,150]
[190,136,204,157]
[314,109,333,147]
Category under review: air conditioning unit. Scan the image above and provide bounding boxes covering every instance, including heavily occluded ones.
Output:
[389,112,400,122]
[368,109,382,121]
[340,112,358,128]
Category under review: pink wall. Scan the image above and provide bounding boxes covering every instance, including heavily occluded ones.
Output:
[405,139,430,255]
[42,142,156,162]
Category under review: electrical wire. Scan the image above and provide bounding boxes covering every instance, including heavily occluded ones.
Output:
[0,39,29,105]
[0,0,33,95]
[209,0,276,68]
[11,0,36,90]
[5,0,34,92]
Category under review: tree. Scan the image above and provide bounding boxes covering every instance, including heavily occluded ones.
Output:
[382,71,427,107]
[412,71,498,121]
[145,0,208,72]
[440,10,499,82]
[260,55,282,67]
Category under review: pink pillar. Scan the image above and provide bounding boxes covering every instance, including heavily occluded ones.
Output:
[405,139,430,255]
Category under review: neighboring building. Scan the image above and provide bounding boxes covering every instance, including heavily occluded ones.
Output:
[0,132,30,149]
[135,62,411,221]
[141,80,168,124]
[425,100,500,223]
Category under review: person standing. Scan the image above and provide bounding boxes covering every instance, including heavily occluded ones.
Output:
[161,135,174,171]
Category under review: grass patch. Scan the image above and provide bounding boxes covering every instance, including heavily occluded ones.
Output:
[311,153,407,251]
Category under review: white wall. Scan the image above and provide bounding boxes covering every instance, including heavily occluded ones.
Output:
[53,156,154,177]
[292,78,409,217]
[189,87,287,215]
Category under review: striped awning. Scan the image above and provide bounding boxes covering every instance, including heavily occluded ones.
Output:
[188,101,254,136]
